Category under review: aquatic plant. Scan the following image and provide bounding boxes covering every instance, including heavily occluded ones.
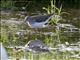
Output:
[1,0,14,9]
[42,0,62,46]
[43,0,62,25]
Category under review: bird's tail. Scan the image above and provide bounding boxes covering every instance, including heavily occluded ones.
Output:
[44,13,55,23]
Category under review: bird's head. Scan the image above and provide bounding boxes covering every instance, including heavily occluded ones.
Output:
[23,16,32,27]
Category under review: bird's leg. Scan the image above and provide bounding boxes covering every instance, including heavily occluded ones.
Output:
[56,26,61,44]
[33,28,38,39]
[33,53,39,60]
[35,28,40,35]
[36,28,38,33]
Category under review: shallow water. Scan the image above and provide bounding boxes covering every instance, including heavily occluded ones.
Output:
[1,9,80,60]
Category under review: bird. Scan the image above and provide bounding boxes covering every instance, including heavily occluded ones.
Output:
[0,43,8,60]
[24,13,56,28]
[23,39,51,53]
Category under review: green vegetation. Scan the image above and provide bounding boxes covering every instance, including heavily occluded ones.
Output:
[7,48,80,60]
[1,0,14,9]
[0,0,80,60]
[0,0,80,11]
[43,0,62,24]
[43,0,63,47]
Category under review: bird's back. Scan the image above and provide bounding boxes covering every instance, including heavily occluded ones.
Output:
[25,13,55,23]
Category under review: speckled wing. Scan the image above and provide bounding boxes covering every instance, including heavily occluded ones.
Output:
[26,14,54,23]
